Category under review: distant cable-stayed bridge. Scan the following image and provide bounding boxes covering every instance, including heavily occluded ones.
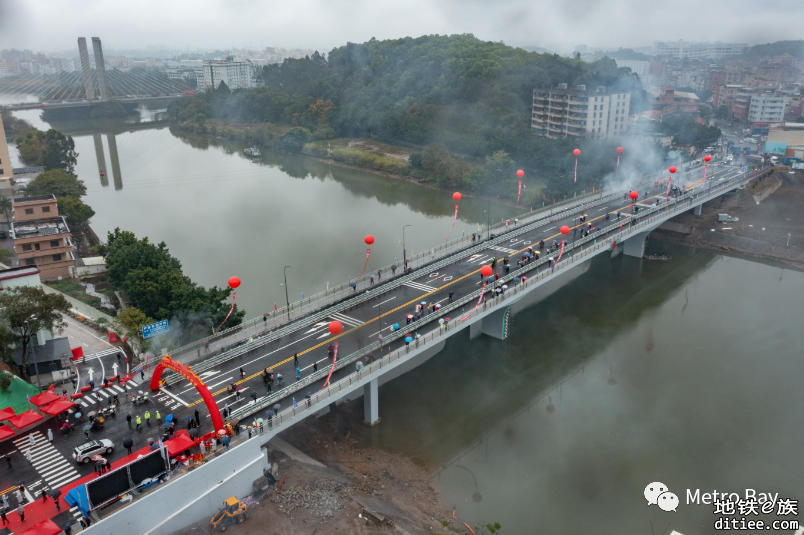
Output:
[0,36,193,109]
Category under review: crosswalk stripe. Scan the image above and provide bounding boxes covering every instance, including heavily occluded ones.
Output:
[81,348,119,360]
[48,472,80,488]
[110,385,124,393]
[491,246,518,254]
[330,312,363,327]
[41,463,76,479]
[127,380,139,387]
[403,281,436,292]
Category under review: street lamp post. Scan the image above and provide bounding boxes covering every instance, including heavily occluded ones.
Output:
[283,266,292,321]
[402,225,412,265]
[24,315,42,390]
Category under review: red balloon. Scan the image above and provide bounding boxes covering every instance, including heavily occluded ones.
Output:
[669,166,677,174]
[365,235,374,245]
[616,147,623,153]
[516,169,524,178]
[328,321,343,335]
[480,265,492,277]
[629,191,638,200]
[573,149,581,156]
[704,155,711,162]
[453,192,462,201]
[228,276,241,289]
[560,225,570,235]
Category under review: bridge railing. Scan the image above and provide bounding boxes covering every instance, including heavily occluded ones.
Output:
[229,171,756,422]
[167,187,626,365]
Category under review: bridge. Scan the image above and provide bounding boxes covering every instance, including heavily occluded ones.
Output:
[0,36,192,109]
[70,163,758,535]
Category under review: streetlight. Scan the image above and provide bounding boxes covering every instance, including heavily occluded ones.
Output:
[24,315,42,390]
[486,196,498,238]
[282,266,292,320]
[402,225,412,264]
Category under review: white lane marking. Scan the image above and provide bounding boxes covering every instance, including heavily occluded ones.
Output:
[203,377,234,390]
[158,386,189,407]
[303,322,329,334]
[372,297,396,308]
[64,317,115,346]
[330,312,363,328]
[403,281,435,292]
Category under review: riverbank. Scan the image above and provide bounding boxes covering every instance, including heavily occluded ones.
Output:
[652,169,804,270]
[174,403,459,535]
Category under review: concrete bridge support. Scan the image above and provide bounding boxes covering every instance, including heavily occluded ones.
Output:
[77,38,94,100]
[481,306,512,340]
[363,378,379,426]
[93,134,108,187]
[693,204,702,216]
[623,230,650,258]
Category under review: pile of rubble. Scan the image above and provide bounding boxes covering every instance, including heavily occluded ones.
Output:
[270,478,347,518]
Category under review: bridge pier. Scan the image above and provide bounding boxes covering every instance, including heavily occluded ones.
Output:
[622,230,650,258]
[693,204,702,216]
[469,321,482,339]
[363,378,379,426]
[481,306,512,340]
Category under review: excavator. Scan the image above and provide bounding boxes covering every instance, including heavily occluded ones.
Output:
[209,497,250,531]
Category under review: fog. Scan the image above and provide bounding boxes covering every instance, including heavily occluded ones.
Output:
[1,0,801,54]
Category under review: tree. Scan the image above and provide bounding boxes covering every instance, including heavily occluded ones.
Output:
[0,286,69,377]
[277,127,310,153]
[112,307,154,340]
[0,194,11,222]
[57,197,95,225]
[90,100,127,119]
[25,169,87,198]
[715,105,730,119]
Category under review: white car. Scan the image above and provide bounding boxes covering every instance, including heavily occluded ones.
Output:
[73,439,114,463]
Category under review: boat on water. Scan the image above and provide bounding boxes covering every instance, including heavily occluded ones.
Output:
[244,147,261,157]
[643,254,672,261]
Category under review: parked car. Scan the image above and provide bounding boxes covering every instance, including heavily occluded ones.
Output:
[73,439,114,463]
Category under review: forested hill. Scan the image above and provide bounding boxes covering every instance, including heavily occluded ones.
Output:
[170,34,660,197]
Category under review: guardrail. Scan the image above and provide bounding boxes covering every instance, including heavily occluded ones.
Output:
[164,189,633,382]
[228,171,754,422]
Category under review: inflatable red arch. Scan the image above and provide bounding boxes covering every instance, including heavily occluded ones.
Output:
[149,356,223,432]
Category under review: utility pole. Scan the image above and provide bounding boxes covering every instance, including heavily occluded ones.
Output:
[283,266,292,320]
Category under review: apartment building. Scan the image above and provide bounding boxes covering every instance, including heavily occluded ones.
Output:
[614,60,650,79]
[0,112,12,205]
[11,195,75,281]
[531,85,631,139]
[653,87,700,117]
[200,56,253,90]
[652,40,747,60]
[714,84,744,115]
[748,92,787,123]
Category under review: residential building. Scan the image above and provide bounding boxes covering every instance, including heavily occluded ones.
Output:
[531,84,631,139]
[653,87,700,117]
[615,60,650,79]
[706,69,743,91]
[200,56,253,90]
[10,195,76,281]
[107,55,132,68]
[748,92,787,123]
[714,84,744,115]
[652,40,747,60]
[0,111,13,204]
[732,87,757,122]
[0,265,42,290]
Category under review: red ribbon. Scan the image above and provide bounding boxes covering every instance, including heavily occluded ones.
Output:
[357,248,371,279]
[217,291,236,330]
[321,342,338,389]
[555,240,566,263]
[619,203,633,231]
[574,158,578,183]
[459,282,486,322]
[517,181,522,205]
[445,204,458,242]
[702,163,708,189]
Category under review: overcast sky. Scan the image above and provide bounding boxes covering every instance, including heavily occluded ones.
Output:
[1,0,802,55]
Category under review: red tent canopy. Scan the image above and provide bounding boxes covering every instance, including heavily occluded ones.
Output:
[29,391,61,407]
[40,399,76,416]
[165,431,196,457]
[7,409,44,430]
[18,519,62,535]
[0,407,16,421]
[0,425,15,441]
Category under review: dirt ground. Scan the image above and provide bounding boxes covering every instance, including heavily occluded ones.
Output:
[174,404,463,535]
[653,169,804,269]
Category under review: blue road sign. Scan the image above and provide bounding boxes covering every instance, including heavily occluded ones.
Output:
[142,320,169,339]
[743,166,748,173]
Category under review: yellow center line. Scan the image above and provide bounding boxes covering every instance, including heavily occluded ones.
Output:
[190,175,727,407]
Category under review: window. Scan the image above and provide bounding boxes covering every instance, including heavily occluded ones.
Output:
[42,206,50,213]
[52,254,62,261]
[50,240,60,247]
[25,208,34,215]
[34,243,40,251]
[25,258,35,266]
[21,243,32,251]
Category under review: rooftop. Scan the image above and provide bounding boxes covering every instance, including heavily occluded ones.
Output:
[767,130,804,147]
[11,216,70,238]
[12,194,56,204]
[0,265,41,282]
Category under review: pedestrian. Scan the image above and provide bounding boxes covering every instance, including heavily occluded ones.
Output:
[40,489,47,502]
[64,522,71,534]
[126,443,132,454]
[127,413,132,427]
[144,411,150,425]
[212,439,217,452]
[240,367,245,379]
[2,493,7,509]
[370,272,375,285]
[313,361,318,372]
[136,415,142,430]
[204,340,210,352]
[54,497,60,513]
[0,508,7,526]
[140,369,145,381]
[25,448,32,462]
[16,504,23,522]
[28,434,35,448]
[47,427,54,442]
[293,353,299,367]
[296,366,300,379]
[106,460,111,472]
[156,411,161,424]
[117,352,122,365]
[194,409,200,427]
[377,268,382,280]
[4,454,10,469]
[448,291,454,302]
[71,378,77,389]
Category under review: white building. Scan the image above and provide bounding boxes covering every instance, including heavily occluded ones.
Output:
[652,41,747,60]
[200,56,253,90]
[748,92,787,123]
[531,84,631,139]
[614,60,650,79]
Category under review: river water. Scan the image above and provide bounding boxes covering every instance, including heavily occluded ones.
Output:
[13,108,802,534]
